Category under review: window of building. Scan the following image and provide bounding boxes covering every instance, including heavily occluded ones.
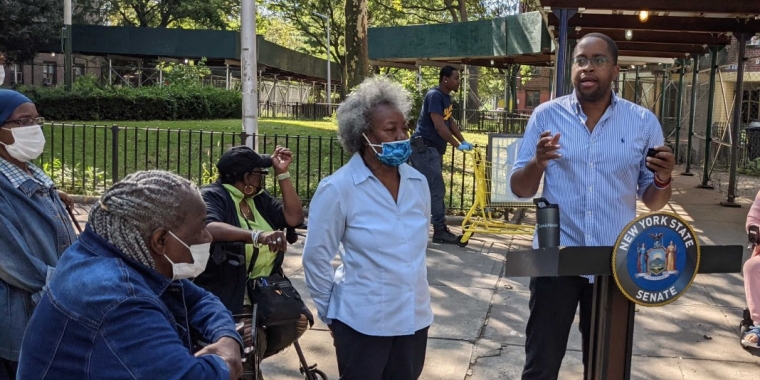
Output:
[742,88,760,125]
[12,64,23,84]
[525,90,541,109]
[42,62,57,86]
[74,64,85,81]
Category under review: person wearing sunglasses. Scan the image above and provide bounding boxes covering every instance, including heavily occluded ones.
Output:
[0,89,77,379]
[194,145,309,379]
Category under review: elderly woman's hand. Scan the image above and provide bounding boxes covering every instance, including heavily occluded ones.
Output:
[271,146,293,174]
[194,336,243,380]
[257,230,288,253]
[58,190,75,210]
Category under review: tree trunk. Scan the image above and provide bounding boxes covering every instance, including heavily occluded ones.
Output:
[458,1,480,126]
[344,0,370,91]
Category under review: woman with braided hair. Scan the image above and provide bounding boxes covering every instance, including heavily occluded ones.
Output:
[17,170,244,380]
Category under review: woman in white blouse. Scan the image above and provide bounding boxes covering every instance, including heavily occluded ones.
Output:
[302,77,433,380]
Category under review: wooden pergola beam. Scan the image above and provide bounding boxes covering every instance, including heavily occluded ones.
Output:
[462,56,554,66]
[549,13,760,34]
[615,42,710,55]
[616,50,693,59]
[540,0,760,14]
[566,29,732,46]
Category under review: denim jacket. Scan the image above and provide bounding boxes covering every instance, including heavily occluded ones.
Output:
[17,226,244,379]
[0,162,77,361]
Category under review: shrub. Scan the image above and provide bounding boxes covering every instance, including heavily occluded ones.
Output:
[17,75,242,121]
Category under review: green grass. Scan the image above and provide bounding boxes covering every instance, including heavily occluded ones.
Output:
[37,118,488,211]
[60,118,341,136]
[62,118,489,142]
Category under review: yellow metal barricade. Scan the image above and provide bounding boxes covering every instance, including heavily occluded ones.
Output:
[458,147,534,246]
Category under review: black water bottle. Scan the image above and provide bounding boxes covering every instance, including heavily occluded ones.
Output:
[534,197,560,248]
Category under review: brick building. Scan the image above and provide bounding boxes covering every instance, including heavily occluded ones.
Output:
[1,53,104,88]
[726,36,760,124]
[515,66,552,114]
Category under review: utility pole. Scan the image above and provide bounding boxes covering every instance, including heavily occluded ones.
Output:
[241,0,258,150]
[312,12,331,106]
[64,0,73,91]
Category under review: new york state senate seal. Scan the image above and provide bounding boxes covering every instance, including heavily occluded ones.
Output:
[612,212,700,307]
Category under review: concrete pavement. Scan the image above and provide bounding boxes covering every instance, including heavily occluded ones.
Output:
[258,167,760,380]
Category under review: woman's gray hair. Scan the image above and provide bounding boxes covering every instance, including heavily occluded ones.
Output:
[336,77,412,154]
[88,170,200,269]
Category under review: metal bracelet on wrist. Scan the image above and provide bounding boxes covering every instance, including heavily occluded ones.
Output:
[251,229,263,248]
[276,172,291,181]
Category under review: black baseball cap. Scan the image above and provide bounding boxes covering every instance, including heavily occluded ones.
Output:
[216,146,272,178]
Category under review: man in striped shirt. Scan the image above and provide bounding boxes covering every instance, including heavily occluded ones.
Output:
[510,33,675,379]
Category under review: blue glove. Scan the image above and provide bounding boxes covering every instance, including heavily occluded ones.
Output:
[457,141,473,151]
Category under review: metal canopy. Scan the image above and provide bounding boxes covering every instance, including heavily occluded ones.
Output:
[368,12,556,68]
[369,2,759,69]
[540,0,760,60]
[40,25,340,85]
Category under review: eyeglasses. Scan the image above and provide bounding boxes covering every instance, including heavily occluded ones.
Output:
[572,56,610,69]
[2,117,45,127]
[250,170,269,176]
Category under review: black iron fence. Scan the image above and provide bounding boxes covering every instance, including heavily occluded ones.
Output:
[259,102,339,120]
[35,123,487,212]
[454,109,530,134]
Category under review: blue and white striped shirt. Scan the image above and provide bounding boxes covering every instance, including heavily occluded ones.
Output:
[511,91,663,257]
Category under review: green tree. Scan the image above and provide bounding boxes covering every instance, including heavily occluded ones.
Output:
[256,14,306,48]
[157,58,212,88]
[261,0,540,100]
[383,0,540,114]
[262,0,347,96]
[345,0,369,90]
[0,0,61,63]
[101,0,239,29]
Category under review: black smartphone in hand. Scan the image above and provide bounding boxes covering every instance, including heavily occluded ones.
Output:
[646,148,658,172]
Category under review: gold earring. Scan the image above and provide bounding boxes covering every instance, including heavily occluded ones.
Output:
[244,185,255,195]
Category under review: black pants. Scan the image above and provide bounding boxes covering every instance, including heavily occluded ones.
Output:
[0,359,17,380]
[408,146,446,231]
[522,276,594,380]
[332,320,428,380]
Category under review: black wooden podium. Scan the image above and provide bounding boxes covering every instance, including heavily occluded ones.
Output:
[505,245,744,380]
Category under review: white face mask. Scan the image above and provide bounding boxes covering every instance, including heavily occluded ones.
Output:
[0,125,46,162]
[165,231,211,280]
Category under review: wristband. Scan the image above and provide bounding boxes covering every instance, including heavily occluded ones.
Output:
[276,172,291,181]
[653,175,672,189]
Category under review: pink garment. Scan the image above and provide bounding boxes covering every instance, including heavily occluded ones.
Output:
[745,190,760,322]
[746,256,760,323]
[747,191,760,232]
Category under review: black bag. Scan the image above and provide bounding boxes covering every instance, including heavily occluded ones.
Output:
[245,248,307,327]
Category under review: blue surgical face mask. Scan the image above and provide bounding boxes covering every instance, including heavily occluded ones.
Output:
[363,133,411,167]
